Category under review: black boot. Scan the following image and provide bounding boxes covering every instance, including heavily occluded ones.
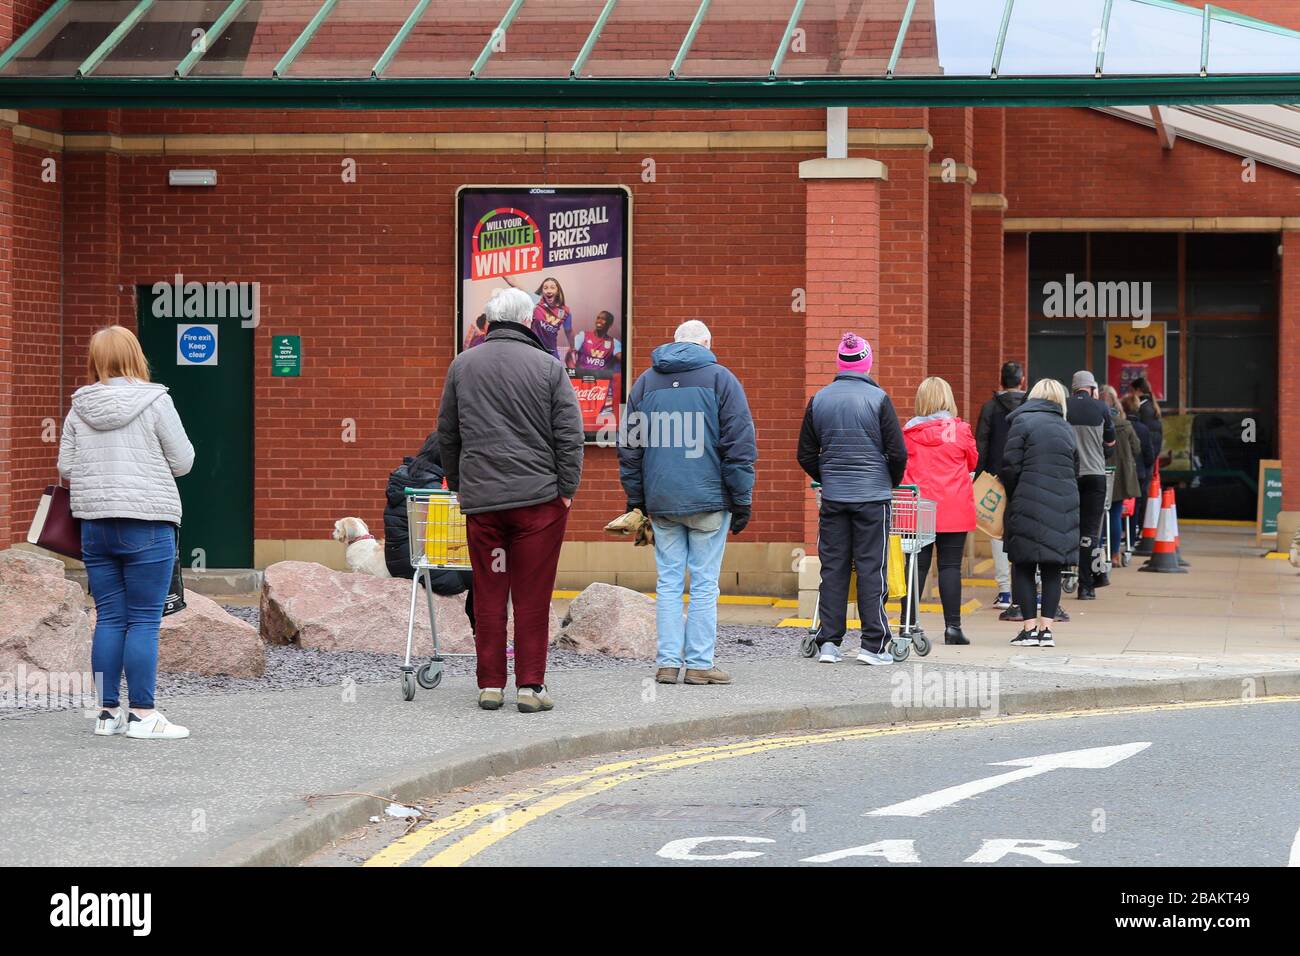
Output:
[944,625,970,645]
[1078,586,1096,600]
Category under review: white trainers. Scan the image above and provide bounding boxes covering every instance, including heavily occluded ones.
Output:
[124,711,190,740]
[93,709,126,736]
[818,643,843,664]
[857,649,895,666]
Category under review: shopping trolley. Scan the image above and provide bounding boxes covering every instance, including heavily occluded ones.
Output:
[887,485,937,661]
[400,488,474,701]
[800,484,936,662]
[1062,466,1116,595]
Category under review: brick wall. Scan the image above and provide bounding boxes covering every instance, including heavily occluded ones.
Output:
[927,107,973,418]
[79,149,810,547]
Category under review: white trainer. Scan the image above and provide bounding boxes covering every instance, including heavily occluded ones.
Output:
[818,642,843,664]
[124,712,190,740]
[857,649,895,666]
[93,709,126,736]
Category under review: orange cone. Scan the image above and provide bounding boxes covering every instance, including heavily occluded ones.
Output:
[1139,489,1187,574]
[1168,489,1191,568]
[1133,473,1162,557]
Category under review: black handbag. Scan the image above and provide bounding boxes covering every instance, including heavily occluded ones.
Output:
[163,526,186,616]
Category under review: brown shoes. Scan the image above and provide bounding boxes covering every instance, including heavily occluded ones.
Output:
[683,667,732,685]
[655,667,680,684]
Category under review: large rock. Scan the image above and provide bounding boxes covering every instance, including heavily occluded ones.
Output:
[0,549,92,674]
[1290,528,1300,569]
[158,591,265,677]
[261,561,475,655]
[557,583,658,659]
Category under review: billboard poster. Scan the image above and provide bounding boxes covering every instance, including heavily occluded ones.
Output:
[1106,320,1165,401]
[456,185,631,442]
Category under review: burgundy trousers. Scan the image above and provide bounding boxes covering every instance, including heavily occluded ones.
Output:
[465,496,569,689]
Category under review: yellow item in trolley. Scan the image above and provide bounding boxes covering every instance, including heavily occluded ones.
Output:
[886,534,907,600]
[423,494,469,566]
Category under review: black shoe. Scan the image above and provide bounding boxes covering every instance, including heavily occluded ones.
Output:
[1037,628,1055,647]
[1078,587,1096,600]
[944,626,970,645]
[1054,606,1071,622]
[1095,574,1111,588]
[1010,628,1040,647]
[998,604,1025,622]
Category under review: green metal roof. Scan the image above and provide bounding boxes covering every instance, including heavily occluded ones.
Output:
[0,0,1297,109]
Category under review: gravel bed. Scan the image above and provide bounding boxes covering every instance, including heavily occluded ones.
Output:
[0,607,804,716]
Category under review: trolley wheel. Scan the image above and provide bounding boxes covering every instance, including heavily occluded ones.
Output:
[913,632,931,657]
[890,640,911,663]
[416,661,443,690]
[1062,575,1078,595]
[400,670,417,702]
[800,631,819,659]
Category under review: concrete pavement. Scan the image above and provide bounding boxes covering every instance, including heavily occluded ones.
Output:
[1,525,1296,867]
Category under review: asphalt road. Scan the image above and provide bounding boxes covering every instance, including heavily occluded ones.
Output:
[314,698,1300,867]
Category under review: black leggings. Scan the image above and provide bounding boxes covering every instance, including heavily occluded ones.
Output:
[905,531,968,628]
[1012,561,1063,622]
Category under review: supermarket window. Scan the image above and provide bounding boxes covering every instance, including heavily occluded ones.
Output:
[1029,233,1086,317]
[1188,319,1278,410]
[1187,234,1279,315]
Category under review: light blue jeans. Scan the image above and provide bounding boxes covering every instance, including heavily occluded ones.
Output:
[651,512,730,670]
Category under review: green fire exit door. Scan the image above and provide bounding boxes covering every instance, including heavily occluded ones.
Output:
[137,285,254,568]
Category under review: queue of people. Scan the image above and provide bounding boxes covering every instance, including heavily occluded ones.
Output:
[61,313,1161,729]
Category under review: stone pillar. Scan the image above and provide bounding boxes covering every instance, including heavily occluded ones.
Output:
[797,157,887,616]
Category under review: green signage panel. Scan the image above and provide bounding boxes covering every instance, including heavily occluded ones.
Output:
[1259,460,1282,539]
[272,334,301,377]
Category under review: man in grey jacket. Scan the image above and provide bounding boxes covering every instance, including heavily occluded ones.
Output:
[797,333,907,665]
[438,287,585,713]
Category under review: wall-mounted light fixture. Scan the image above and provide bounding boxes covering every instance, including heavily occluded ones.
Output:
[168,169,217,187]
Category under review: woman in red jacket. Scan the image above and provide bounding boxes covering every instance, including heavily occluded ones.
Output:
[901,377,978,645]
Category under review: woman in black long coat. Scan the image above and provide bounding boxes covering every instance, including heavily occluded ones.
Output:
[998,379,1080,648]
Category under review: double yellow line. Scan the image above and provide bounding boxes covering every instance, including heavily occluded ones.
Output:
[363,695,1299,868]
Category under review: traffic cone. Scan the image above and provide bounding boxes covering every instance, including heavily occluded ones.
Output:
[1168,489,1191,568]
[1133,473,1161,557]
[1139,489,1187,574]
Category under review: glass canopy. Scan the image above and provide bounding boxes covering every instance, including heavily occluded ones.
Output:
[0,0,1297,108]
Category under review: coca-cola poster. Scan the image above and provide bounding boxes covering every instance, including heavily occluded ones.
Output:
[456,185,631,442]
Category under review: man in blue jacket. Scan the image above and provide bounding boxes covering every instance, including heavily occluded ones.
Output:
[797,333,908,665]
[619,320,757,687]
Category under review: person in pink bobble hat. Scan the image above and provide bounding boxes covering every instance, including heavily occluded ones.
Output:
[797,332,908,666]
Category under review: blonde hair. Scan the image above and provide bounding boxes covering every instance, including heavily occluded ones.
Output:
[1099,384,1125,417]
[1028,378,1068,414]
[915,376,957,418]
[87,326,151,384]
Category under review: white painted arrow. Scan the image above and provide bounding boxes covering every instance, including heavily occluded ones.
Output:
[866,742,1152,818]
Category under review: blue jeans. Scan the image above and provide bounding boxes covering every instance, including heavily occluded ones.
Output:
[1109,501,1125,557]
[82,519,177,710]
[651,512,730,670]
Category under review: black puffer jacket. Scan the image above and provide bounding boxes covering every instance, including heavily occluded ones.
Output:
[383,433,469,598]
[998,399,1081,566]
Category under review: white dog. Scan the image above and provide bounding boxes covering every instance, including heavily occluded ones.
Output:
[332,517,390,577]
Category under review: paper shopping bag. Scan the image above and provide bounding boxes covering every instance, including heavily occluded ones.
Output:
[973,471,1007,540]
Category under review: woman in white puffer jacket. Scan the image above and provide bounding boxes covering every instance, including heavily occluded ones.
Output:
[58,326,195,741]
